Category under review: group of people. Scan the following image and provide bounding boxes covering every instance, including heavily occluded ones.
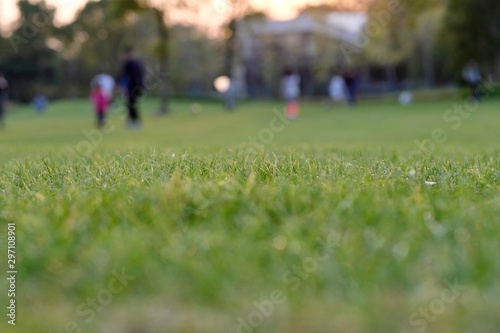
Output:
[280,67,360,119]
[90,46,145,128]
[279,60,486,119]
[0,47,145,130]
[329,68,360,106]
[0,57,488,129]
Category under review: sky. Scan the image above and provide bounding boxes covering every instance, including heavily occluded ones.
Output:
[0,0,360,33]
[1,0,88,29]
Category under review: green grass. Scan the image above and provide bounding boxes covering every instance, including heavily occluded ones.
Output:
[0,98,499,332]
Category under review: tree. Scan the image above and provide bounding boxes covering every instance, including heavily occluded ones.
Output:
[1,0,58,101]
[56,0,151,97]
[168,24,225,94]
[110,0,230,113]
[442,0,500,80]
[220,0,250,77]
[110,0,182,115]
[364,0,445,87]
[415,8,445,86]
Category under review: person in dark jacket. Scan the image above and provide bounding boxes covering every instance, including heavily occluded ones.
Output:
[343,68,359,107]
[0,73,8,128]
[119,46,145,128]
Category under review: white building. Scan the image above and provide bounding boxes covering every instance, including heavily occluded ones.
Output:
[237,12,368,97]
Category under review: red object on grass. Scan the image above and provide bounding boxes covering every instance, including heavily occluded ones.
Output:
[286,102,299,119]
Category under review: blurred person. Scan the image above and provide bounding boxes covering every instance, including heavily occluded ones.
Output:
[224,75,237,111]
[119,46,145,128]
[33,95,48,113]
[343,68,360,107]
[91,71,115,108]
[462,60,482,100]
[328,69,346,104]
[91,82,108,128]
[281,67,300,119]
[0,73,8,128]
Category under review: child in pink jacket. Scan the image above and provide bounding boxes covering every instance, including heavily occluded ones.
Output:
[91,83,108,128]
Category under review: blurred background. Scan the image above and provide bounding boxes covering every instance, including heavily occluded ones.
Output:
[1,0,499,104]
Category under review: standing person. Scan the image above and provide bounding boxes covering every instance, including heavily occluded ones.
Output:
[343,68,359,107]
[224,76,237,111]
[281,67,300,119]
[328,69,346,104]
[462,60,482,100]
[91,82,107,128]
[119,46,145,128]
[0,73,8,129]
[91,71,115,109]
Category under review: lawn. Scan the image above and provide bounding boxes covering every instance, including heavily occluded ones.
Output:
[0,97,499,333]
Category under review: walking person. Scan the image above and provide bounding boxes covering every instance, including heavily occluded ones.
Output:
[91,71,115,128]
[91,82,108,128]
[119,46,145,128]
[0,73,8,129]
[281,67,300,119]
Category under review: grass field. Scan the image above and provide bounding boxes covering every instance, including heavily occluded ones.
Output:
[0,97,499,333]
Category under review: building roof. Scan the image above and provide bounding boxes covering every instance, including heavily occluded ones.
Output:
[250,12,368,45]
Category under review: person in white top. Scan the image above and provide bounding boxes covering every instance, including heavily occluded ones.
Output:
[328,70,346,103]
[91,72,115,104]
[281,67,301,119]
[90,72,115,127]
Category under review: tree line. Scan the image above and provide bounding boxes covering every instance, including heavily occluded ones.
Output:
[0,0,499,109]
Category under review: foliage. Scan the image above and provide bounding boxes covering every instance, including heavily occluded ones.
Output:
[55,1,143,97]
[365,0,445,65]
[441,0,500,75]
[0,1,58,101]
